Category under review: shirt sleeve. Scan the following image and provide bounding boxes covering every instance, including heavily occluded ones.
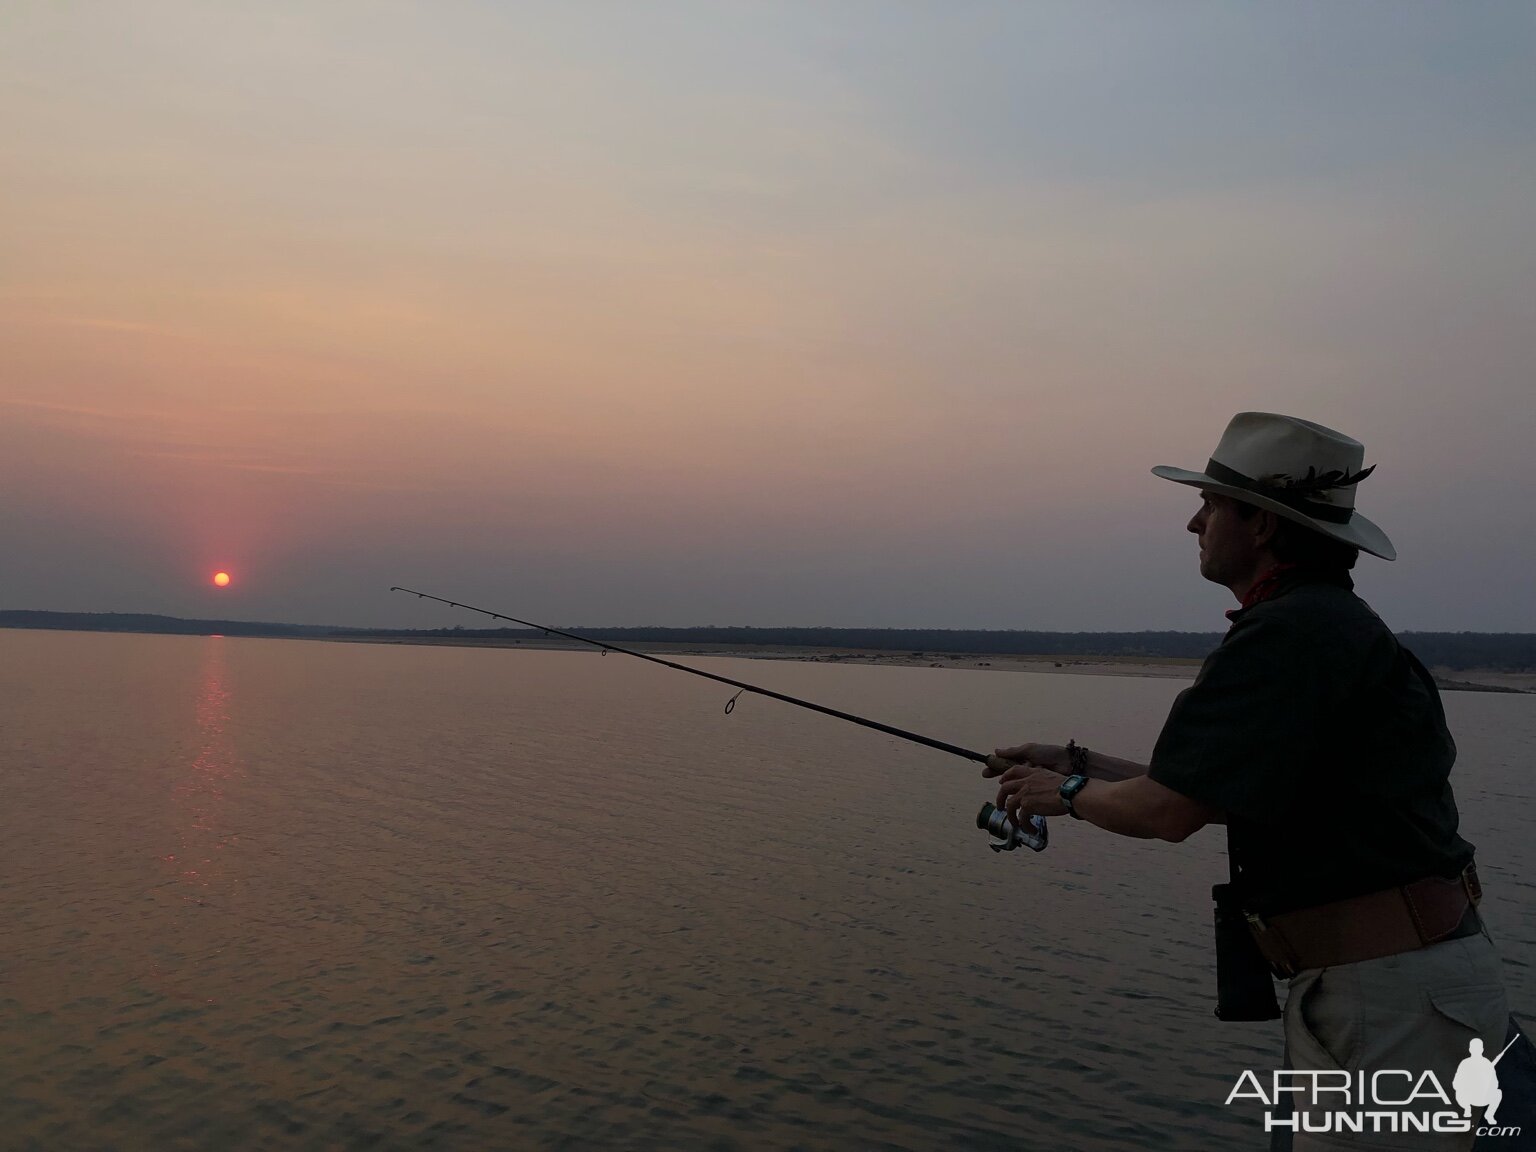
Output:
[1148,609,1332,825]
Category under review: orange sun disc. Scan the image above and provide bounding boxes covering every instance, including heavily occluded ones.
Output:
[213,572,231,587]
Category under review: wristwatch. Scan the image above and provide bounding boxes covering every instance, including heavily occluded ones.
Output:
[1059,773,1090,820]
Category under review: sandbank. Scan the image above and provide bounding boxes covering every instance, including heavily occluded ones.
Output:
[327,635,1532,692]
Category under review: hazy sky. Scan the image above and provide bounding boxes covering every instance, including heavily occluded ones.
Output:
[3,2,1533,632]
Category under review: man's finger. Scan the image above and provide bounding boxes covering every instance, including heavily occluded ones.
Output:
[995,777,1028,809]
[982,753,1012,778]
[994,743,1036,762]
[997,763,1038,786]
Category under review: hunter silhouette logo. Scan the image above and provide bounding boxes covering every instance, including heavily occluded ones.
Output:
[1226,1031,1525,1138]
[1455,1036,1518,1125]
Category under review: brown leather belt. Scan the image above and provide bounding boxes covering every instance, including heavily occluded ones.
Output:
[1244,864,1483,979]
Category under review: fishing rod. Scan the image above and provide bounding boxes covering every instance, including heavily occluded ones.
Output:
[390,585,1047,853]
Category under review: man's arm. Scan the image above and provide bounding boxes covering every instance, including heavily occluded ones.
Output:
[984,756,1220,842]
[991,742,1149,781]
[1081,750,1150,783]
[1072,774,1219,841]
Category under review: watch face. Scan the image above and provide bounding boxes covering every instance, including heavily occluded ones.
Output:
[1060,774,1088,817]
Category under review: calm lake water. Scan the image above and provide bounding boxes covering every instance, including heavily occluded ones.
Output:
[2,630,1531,1151]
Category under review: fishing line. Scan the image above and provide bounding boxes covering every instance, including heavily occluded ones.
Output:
[389,585,1048,851]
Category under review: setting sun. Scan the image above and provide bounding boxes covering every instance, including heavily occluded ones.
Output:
[212,571,231,588]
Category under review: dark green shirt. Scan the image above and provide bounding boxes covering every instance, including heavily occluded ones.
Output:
[1148,572,1473,916]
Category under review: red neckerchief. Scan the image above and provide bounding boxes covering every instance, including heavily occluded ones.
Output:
[1225,563,1301,621]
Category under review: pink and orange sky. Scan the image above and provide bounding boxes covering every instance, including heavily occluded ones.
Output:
[3,2,1533,631]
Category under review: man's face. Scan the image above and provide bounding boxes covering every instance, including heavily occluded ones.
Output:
[1187,491,1263,588]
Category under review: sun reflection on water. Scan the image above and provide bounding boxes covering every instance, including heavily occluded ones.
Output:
[162,636,243,899]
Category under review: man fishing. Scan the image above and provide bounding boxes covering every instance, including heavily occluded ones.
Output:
[985,412,1511,1150]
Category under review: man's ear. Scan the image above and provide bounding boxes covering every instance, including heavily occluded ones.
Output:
[1252,508,1282,551]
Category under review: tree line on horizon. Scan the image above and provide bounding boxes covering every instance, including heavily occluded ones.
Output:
[4,610,1534,671]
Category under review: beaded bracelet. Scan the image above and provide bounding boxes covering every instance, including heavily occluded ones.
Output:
[1066,738,1090,775]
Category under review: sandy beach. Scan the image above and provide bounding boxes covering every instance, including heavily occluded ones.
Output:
[329,635,1532,693]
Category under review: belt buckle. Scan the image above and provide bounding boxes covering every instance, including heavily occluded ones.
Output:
[1462,864,1482,906]
[1247,912,1299,979]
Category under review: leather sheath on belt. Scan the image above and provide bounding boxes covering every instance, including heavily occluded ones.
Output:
[1244,864,1482,978]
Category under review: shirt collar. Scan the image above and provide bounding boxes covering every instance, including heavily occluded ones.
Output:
[1225,564,1354,622]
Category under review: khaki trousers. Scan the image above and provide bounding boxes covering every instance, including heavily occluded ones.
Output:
[1278,930,1508,1151]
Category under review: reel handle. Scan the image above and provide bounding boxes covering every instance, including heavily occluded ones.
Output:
[977,802,1049,853]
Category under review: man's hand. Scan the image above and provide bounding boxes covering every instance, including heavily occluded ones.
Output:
[982,744,1217,840]
[981,743,1073,778]
[985,751,1071,821]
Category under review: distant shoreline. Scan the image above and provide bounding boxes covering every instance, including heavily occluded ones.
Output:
[324,633,1533,693]
[326,631,1206,677]
[3,612,1531,693]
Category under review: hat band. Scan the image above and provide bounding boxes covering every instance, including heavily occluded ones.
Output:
[1204,459,1355,524]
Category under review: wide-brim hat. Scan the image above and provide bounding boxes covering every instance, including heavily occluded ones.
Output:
[1151,411,1396,561]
